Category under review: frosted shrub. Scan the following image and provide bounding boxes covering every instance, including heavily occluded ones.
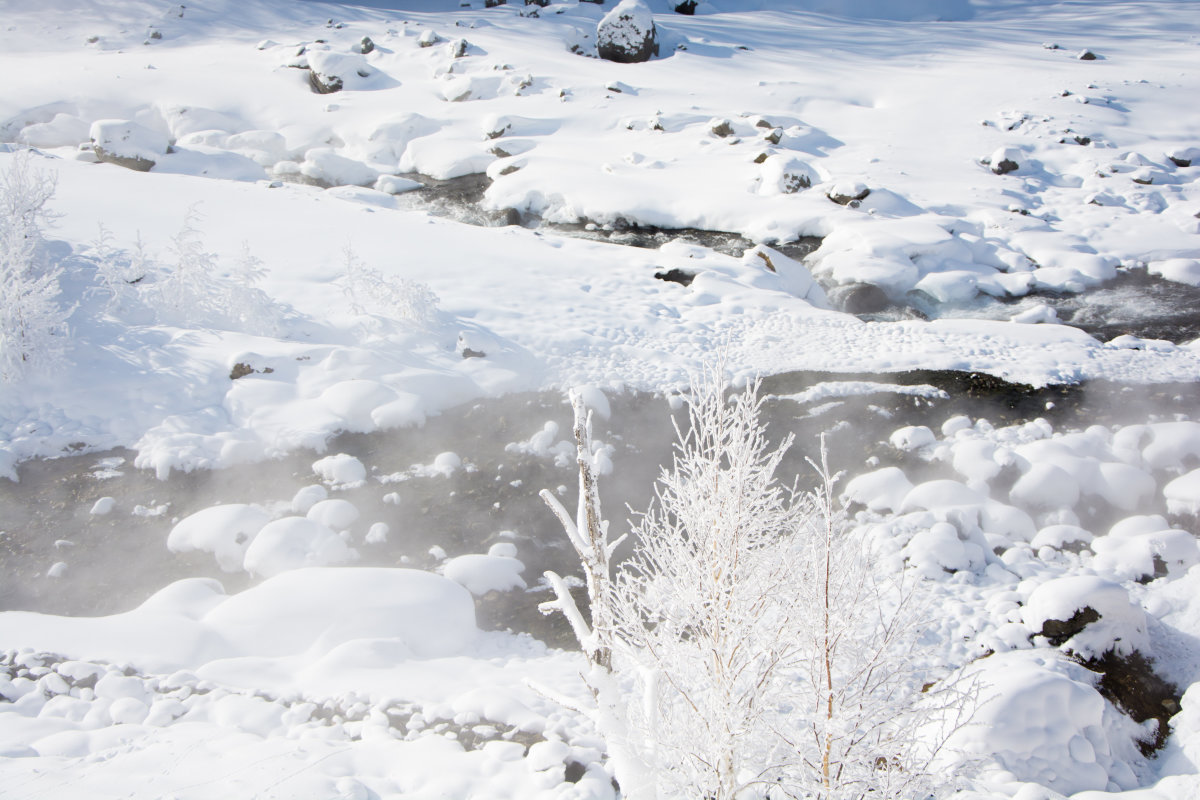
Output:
[150,212,280,335]
[540,374,973,800]
[89,225,149,311]
[342,245,440,326]
[779,449,972,800]
[0,150,71,380]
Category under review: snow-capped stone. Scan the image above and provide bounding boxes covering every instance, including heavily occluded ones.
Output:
[89,119,168,172]
[597,0,658,64]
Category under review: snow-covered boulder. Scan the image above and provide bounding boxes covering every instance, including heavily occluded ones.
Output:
[89,119,168,172]
[306,49,371,94]
[1022,575,1148,658]
[597,0,658,64]
[242,516,356,577]
[758,154,818,195]
[1165,468,1200,516]
[442,550,527,596]
[202,567,477,659]
[167,504,273,573]
[1091,514,1199,582]
[842,466,913,513]
[312,453,366,488]
[989,146,1021,175]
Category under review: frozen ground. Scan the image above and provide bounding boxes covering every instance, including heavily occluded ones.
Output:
[2,0,1200,797]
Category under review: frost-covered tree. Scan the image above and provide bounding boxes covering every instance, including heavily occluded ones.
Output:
[541,374,973,800]
[0,150,71,380]
[610,372,805,800]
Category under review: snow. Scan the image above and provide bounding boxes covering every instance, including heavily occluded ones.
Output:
[1,0,1200,796]
[443,551,527,596]
[958,650,1146,795]
[312,453,368,488]
[1022,575,1149,658]
[167,503,274,572]
[241,516,357,577]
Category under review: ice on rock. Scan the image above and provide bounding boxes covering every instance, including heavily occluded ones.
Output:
[18,113,90,148]
[951,438,1002,487]
[1138,421,1200,471]
[312,453,367,488]
[363,521,389,544]
[1148,258,1200,287]
[741,245,829,307]
[320,381,399,433]
[903,521,975,575]
[757,154,818,195]
[299,148,380,187]
[899,479,986,513]
[414,452,462,478]
[241,517,356,577]
[168,504,274,573]
[1030,524,1093,550]
[374,175,424,195]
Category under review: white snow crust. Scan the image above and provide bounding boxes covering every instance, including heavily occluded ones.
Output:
[3,0,1200,798]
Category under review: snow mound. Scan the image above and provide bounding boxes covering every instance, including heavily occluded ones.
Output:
[959,650,1144,795]
[443,552,527,596]
[306,498,360,531]
[241,516,357,577]
[1164,469,1200,516]
[312,453,367,489]
[202,567,477,660]
[167,504,274,573]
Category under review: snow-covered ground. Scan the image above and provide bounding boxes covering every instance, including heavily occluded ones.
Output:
[2,0,1200,796]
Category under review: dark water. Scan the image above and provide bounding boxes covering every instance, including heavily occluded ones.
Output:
[2,371,1197,650]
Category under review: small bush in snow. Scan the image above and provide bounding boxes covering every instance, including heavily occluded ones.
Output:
[88,225,149,311]
[150,211,280,335]
[342,245,440,326]
[0,150,71,380]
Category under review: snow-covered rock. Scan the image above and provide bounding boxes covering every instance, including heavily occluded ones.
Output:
[597,0,658,63]
[89,119,168,171]
[1022,575,1148,658]
[241,516,356,577]
[168,504,273,572]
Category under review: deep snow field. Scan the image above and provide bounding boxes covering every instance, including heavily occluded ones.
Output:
[2,0,1200,797]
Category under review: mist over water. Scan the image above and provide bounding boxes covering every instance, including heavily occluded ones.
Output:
[3,372,1196,648]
